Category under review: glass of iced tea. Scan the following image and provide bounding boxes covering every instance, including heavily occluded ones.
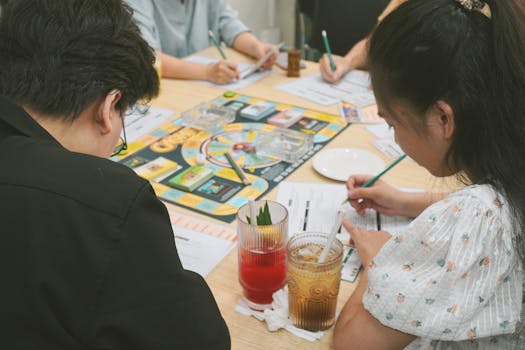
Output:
[287,232,343,331]
[237,200,288,310]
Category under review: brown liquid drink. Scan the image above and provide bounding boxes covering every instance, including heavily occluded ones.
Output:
[287,233,343,331]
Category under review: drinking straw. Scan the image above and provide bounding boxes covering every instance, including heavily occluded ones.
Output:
[208,30,227,60]
[318,209,345,263]
[224,151,251,185]
[321,30,336,72]
[341,154,407,205]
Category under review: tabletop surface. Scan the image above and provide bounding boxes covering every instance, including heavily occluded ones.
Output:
[151,47,457,350]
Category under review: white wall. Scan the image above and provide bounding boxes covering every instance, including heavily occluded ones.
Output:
[229,0,295,47]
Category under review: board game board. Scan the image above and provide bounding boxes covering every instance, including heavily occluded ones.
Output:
[115,92,348,223]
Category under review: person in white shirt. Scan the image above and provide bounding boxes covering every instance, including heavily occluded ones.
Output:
[127,0,278,85]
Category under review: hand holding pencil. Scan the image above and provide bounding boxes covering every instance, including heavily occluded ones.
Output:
[207,30,239,84]
[343,154,408,217]
[344,175,404,216]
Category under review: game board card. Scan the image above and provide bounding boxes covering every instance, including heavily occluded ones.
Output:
[134,157,180,180]
[267,107,305,128]
[239,101,276,121]
[168,166,214,192]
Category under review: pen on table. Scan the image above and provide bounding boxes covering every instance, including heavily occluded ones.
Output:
[341,153,407,205]
[224,151,251,185]
[321,30,336,72]
[208,30,227,60]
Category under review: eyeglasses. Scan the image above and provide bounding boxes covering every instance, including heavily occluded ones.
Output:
[111,117,128,157]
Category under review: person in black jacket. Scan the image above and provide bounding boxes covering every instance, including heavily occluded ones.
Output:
[299,0,401,83]
[0,1,230,349]
[298,0,390,57]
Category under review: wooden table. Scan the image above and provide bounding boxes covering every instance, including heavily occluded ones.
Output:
[152,47,455,350]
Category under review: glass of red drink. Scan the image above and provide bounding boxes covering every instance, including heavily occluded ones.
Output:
[237,200,288,310]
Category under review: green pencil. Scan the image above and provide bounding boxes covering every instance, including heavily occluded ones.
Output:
[224,152,251,185]
[341,154,407,204]
[208,30,227,60]
[321,30,336,72]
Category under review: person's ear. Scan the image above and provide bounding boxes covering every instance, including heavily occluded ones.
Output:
[96,89,122,135]
[431,100,455,140]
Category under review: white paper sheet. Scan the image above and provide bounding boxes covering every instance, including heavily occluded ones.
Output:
[366,124,406,158]
[168,210,236,277]
[276,71,374,106]
[124,106,175,142]
[374,139,404,158]
[276,181,414,282]
[184,55,272,90]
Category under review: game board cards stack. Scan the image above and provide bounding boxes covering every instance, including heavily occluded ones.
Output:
[267,107,305,128]
[239,101,276,121]
[181,102,235,133]
[256,128,313,163]
[134,157,180,181]
[168,166,214,192]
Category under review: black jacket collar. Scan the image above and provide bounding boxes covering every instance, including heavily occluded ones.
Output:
[0,95,62,147]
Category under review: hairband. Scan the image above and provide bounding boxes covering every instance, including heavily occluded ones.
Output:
[455,0,492,18]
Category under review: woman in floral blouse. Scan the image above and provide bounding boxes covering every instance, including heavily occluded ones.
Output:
[334,0,525,349]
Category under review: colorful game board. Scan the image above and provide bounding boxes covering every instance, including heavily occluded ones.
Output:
[116,92,348,223]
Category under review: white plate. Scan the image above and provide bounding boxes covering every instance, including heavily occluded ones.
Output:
[312,148,385,182]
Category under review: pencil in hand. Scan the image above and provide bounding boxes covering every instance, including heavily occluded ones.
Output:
[208,30,227,60]
[321,30,336,72]
[341,154,407,205]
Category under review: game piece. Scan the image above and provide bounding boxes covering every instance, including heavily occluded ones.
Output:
[223,91,236,98]
[196,153,206,165]
[287,49,301,77]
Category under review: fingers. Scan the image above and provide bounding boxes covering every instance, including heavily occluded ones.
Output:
[212,60,239,84]
[346,174,374,191]
[342,219,366,243]
[222,60,239,79]
[319,55,340,83]
[341,219,355,235]
[260,46,278,69]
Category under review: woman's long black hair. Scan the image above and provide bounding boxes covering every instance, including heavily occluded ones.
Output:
[368,0,525,261]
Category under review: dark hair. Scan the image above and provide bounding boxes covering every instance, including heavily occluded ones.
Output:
[0,0,159,120]
[368,0,525,259]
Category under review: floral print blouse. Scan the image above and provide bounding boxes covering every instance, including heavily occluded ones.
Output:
[363,185,524,349]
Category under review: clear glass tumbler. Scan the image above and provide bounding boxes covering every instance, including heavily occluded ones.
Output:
[237,200,288,310]
[287,232,343,331]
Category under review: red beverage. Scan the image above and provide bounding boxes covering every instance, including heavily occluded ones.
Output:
[239,246,287,306]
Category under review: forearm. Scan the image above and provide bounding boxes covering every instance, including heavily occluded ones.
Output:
[160,53,208,80]
[343,38,369,71]
[333,269,414,350]
[334,268,370,331]
[231,31,261,58]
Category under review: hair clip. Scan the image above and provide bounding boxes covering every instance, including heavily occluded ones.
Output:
[455,0,492,18]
